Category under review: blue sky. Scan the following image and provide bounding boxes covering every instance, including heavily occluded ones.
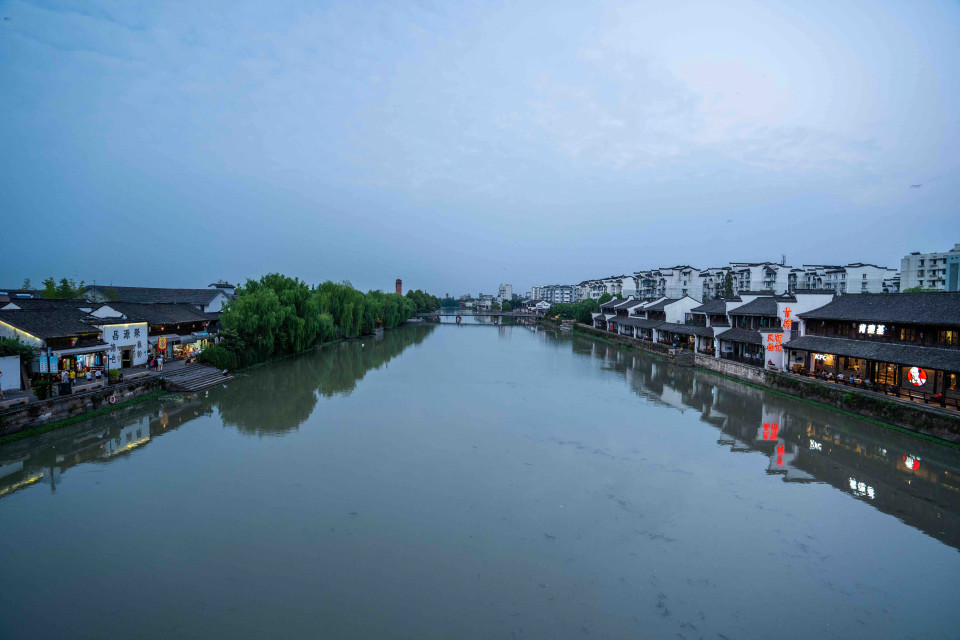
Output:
[1,0,958,295]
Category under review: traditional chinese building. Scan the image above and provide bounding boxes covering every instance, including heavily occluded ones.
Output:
[784,292,960,406]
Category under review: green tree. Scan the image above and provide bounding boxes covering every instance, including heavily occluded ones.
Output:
[902,287,940,293]
[20,277,31,290]
[501,300,512,312]
[573,299,599,323]
[720,272,734,298]
[40,276,84,299]
[597,293,613,306]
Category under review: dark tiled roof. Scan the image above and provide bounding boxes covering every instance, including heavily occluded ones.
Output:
[691,299,728,314]
[784,335,960,372]
[0,310,99,340]
[799,293,960,325]
[656,323,714,338]
[645,298,679,311]
[98,302,210,325]
[82,285,225,306]
[729,297,779,316]
[621,318,664,329]
[614,298,640,309]
[599,299,622,310]
[716,327,763,345]
[1,298,93,311]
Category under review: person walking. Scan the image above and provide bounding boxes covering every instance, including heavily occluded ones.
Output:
[158,354,164,372]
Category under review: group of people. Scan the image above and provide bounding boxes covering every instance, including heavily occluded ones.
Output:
[59,367,102,386]
[149,354,165,371]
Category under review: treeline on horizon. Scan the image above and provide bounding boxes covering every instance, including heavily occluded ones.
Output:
[199,274,440,370]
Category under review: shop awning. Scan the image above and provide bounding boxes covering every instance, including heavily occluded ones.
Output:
[715,328,763,345]
[784,335,960,372]
[656,323,714,338]
[148,334,181,345]
[53,342,109,356]
[179,336,198,345]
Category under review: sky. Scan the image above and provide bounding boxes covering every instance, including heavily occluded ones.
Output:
[1,0,959,296]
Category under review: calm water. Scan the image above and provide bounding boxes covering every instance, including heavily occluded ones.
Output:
[2,323,959,639]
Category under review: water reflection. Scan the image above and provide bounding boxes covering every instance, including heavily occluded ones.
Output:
[0,325,434,496]
[568,334,960,551]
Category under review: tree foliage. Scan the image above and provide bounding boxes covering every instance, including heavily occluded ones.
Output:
[40,277,85,299]
[597,293,613,305]
[720,272,734,298]
[902,287,940,293]
[211,274,417,369]
[407,289,441,313]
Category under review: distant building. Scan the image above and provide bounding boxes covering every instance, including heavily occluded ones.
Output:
[497,283,513,304]
[800,264,899,295]
[900,244,960,291]
[396,279,403,295]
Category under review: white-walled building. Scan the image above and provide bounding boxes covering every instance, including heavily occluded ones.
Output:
[800,264,898,294]
[699,267,730,301]
[497,283,513,304]
[728,262,793,295]
[900,244,960,292]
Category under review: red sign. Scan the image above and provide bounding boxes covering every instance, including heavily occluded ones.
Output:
[907,367,927,387]
[158,336,167,351]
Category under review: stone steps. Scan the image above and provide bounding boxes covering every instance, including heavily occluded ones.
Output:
[163,364,234,392]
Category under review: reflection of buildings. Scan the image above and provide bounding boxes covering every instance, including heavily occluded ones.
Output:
[0,394,212,501]
[571,334,960,550]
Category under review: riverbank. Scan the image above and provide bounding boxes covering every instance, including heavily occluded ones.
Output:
[573,323,960,445]
[0,385,169,445]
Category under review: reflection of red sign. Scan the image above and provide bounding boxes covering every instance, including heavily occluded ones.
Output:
[907,367,927,386]
[903,455,920,470]
[763,422,779,440]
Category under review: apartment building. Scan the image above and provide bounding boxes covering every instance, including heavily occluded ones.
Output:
[900,244,960,292]
[800,264,899,294]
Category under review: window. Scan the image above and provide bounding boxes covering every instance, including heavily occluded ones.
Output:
[900,327,916,342]
[938,330,958,347]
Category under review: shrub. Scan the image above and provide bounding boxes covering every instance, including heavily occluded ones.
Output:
[198,345,239,371]
[107,369,121,383]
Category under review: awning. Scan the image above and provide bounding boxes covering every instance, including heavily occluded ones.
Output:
[180,336,198,345]
[53,343,109,356]
[784,335,960,372]
[148,334,181,345]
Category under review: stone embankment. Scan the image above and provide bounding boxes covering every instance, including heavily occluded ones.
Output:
[0,377,163,437]
[572,323,960,444]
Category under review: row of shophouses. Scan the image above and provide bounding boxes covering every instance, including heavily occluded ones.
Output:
[0,284,234,387]
[590,290,960,408]
[531,261,901,305]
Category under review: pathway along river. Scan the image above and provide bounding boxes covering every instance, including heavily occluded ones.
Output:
[1,322,959,639]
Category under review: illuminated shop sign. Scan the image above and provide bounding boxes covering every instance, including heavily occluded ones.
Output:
[849,477,876,499]
[857,323,886,335]
[906,367,927,387]
[809,439,822,451]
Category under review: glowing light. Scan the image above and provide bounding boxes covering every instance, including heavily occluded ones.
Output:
[0,473,44,498]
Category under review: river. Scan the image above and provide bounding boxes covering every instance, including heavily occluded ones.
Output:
[1,322,959,639]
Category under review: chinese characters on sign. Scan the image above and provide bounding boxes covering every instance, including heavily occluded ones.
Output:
[767,306,790,352]
[858,323,886,335]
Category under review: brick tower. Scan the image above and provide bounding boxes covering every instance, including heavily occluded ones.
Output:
[395,279,402,295]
